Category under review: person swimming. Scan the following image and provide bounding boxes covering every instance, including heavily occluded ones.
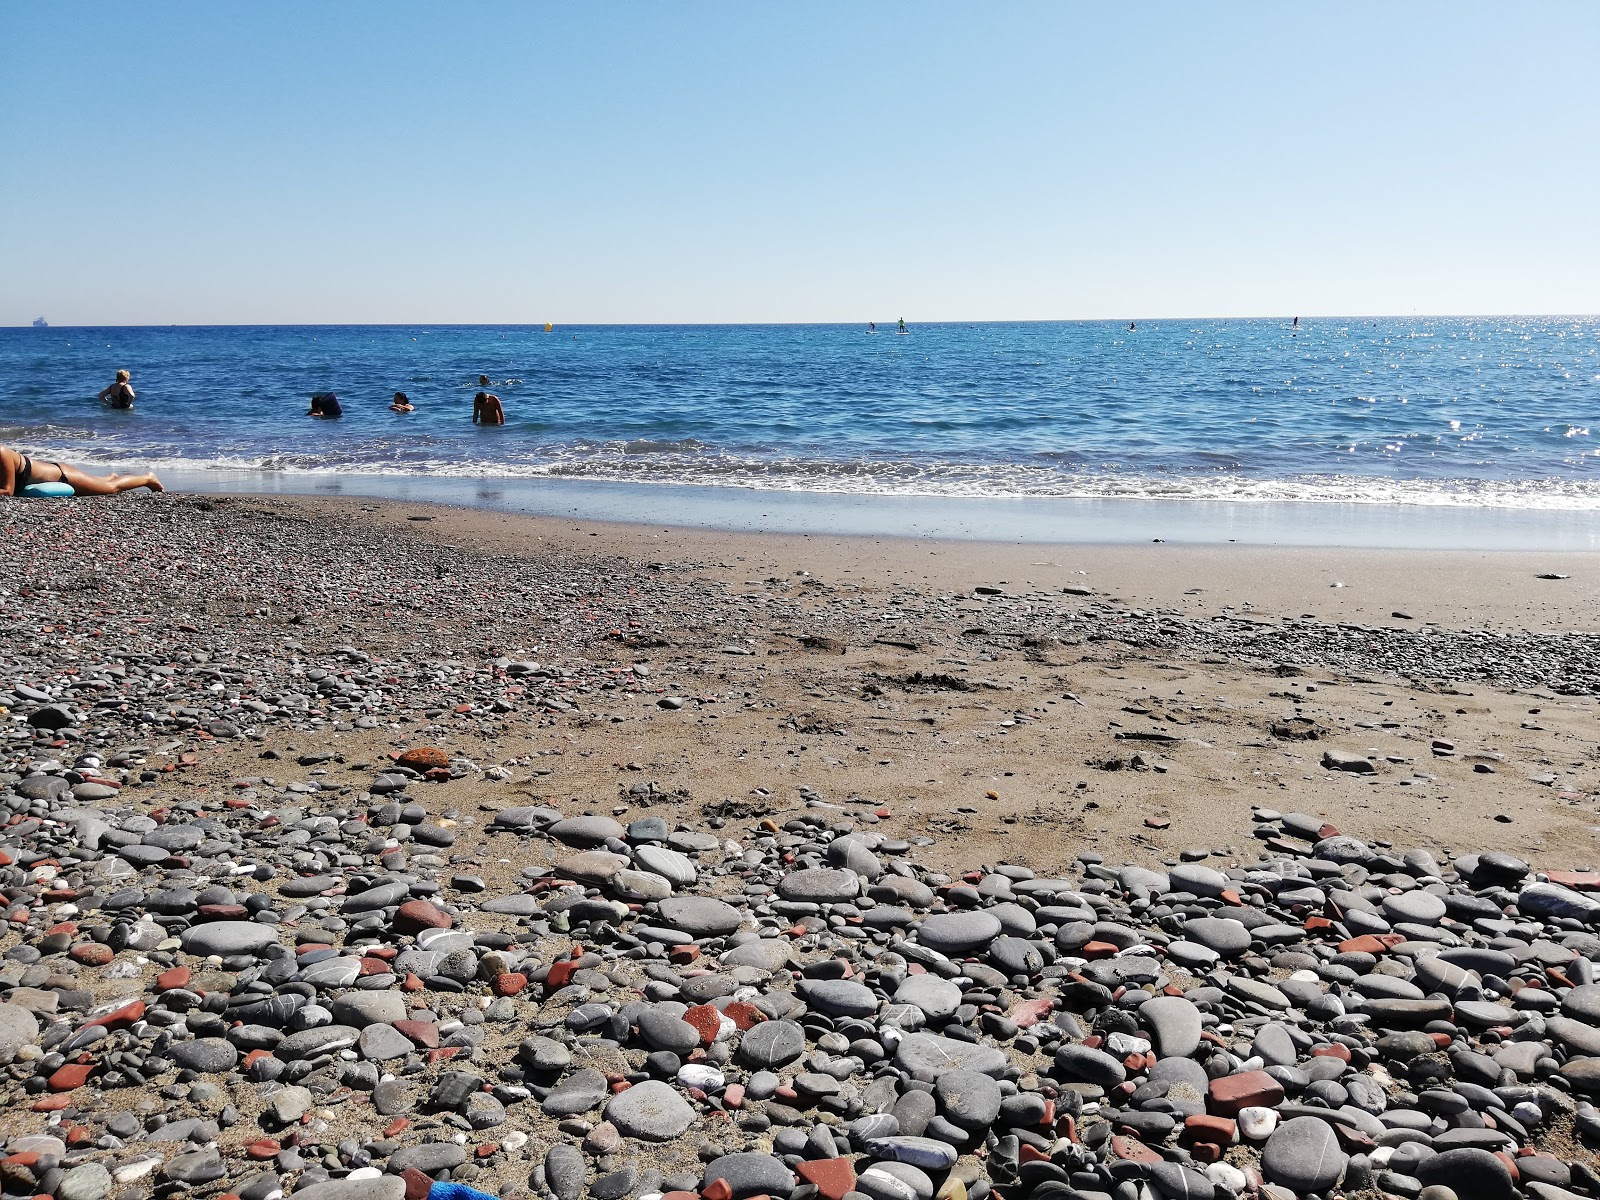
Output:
[98,369,136,409]
[473,391,505,426]
[307,392,343,418]
[0,445,163,496]
[390,392,415,413]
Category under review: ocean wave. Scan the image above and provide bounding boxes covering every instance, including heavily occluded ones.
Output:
[58,448,1600,511]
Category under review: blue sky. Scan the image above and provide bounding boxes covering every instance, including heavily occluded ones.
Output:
[3,3,1597,325]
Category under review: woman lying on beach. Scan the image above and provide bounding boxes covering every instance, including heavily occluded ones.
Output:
[98,370,136,409]
[0,446,164,496]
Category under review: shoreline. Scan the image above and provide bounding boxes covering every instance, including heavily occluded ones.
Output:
[147,467,1600,550]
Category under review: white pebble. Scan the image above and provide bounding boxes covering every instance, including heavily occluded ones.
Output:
[1237,1105,1279,1140]
[678,1063,725,1089]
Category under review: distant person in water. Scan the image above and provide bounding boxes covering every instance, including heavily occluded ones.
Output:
[1129,322,1136,331]
[473,391,505,426]
[98,369,136,409]
[898,318,907,333]
[478,375,490,388]
[869,321,876,333]
[307,392,343,418]
[0,445,163,496]
[1292,316,1299,328]
[390,392,415,413]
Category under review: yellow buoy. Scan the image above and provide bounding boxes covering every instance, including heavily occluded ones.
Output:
[545,323,553,332]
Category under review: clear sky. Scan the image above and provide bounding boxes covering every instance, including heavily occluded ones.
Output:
[3,3,1597,325]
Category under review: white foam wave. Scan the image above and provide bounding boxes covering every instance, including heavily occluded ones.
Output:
[64,448,1600,512]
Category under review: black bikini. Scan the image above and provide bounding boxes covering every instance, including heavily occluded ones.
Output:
[14,455,62,490]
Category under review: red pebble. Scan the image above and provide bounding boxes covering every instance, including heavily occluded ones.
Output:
[1110,1135,1161,1163]
[723,1001,767,1030]
[401,972,424,992]
[393,899,452,931]
[475,1143,498,1158]
[492,972,527,996]
[683,1003,723,1045]
[69,943,113,966]
[544,959,580,993]
[155,966,191,991]
[1185,1115,1237,1146]
[86,1000,144,1030]
[702,1180,733,1200]
[384,1119,410,1137]
[1208,1070,1285,1115]
[401,1168,433,1200]
[48,1063,93,1091]
[357,957,393,977]
[245,1140,280,1160]
[796,1158,856,1200]
[723,1083,745,1109]
[394,1020,439,1048]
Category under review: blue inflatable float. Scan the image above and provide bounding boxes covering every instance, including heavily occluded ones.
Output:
[19,482,74,499]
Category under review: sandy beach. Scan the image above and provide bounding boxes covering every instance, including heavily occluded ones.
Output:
[4,489,1600,1198]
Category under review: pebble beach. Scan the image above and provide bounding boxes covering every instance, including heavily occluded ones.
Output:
[4,491,1600,1200]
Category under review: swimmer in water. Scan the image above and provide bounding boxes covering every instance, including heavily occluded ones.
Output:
[390,391,415,413]
[307,392,343,418]
[478,375,491,388]
[0,445,163,495]
[473,390,505,426]
[1129,322,1136,331]
[98,369,136,409]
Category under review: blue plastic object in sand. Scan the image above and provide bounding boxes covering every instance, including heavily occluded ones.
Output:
[19,482,75,498]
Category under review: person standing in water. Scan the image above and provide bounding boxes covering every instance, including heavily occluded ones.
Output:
[473,390,505,425]
[898,318,907,333]
[390,392,414,413]
[98,370,136,409]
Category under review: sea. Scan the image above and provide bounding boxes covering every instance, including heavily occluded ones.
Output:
[2,318,1597,543]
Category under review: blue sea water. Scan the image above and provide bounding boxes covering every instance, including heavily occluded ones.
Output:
[1,318,1597,509]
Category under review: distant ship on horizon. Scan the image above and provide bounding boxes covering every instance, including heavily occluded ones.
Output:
[32,317,47,328]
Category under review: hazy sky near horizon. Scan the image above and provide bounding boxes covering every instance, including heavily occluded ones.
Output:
[3,4,1598,326]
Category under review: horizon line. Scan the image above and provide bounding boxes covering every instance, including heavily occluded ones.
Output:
[10,311,1600,330]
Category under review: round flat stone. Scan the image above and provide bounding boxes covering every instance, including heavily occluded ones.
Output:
[894,974,962,1020]
[605,1079,695,1141]
[1383,890,1448,924]
[738,1020,807,1068]
[702,1151,796,1200]
[1054,1043,1126,1088]
[894,1031,1007,1077]
[935,1069,1001,1128]
[180,922,279,957]
[800,978,878,1017]
[1262,1115,1347,1192]
[542,1067,609,1115]
[917,910,1001,956]
[1182,917,1251,956]
[1140,995,1202,1058]
[657,896,743,937]
[777,868,861,903]
[548,815,626,846]
[1417,1148,1516,1200]
[1562,984,1600,1024]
